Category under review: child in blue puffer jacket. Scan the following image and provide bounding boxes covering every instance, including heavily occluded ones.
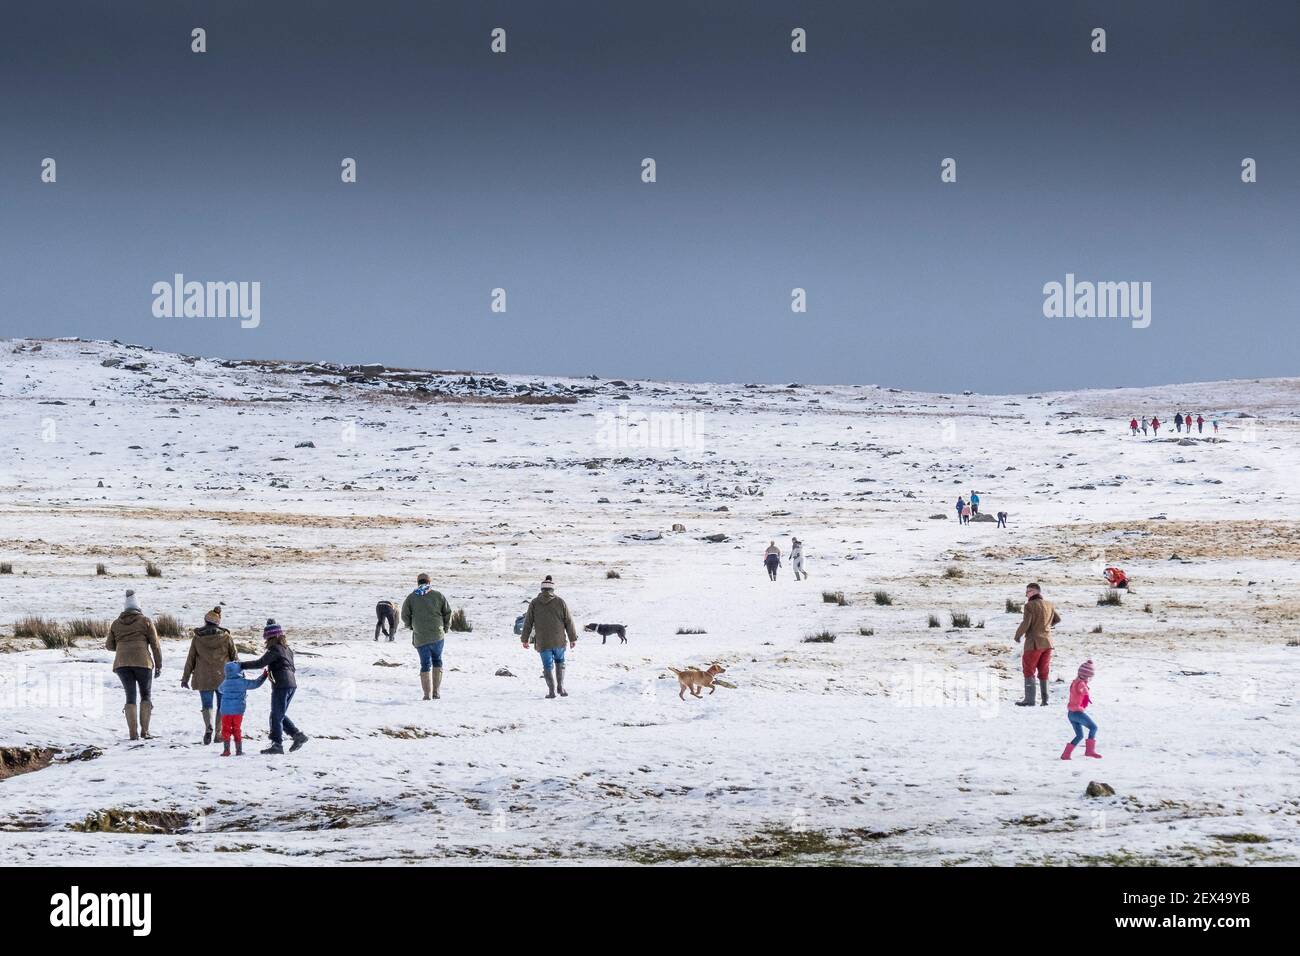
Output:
[217,661,267,756]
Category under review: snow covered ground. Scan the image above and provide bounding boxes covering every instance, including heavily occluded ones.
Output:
[1,337,1297,865]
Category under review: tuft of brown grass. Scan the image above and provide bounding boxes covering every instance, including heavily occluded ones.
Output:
[1098,589,1123,606]
[605,569,621,579]
[802,630,836,643]
[0,562,12,575]
[153,613,183,638]
[822,591,848,606]
[15,616,72,647]
[145,561,162,578]
[67,618,111,640]
[449,608,472,632]
[95,563,108,576]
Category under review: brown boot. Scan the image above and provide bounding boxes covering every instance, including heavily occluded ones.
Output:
[124,704,139,741]
[419,672,432,700]
[139,700,154,738]
[430,667,443,700]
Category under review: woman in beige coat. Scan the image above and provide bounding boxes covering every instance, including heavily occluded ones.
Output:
[106,589,163,740]
[180,607,237,745]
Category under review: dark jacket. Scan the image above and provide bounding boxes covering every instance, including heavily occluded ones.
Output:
[521,591,577,651]
[239,642,296,688]
[401,586,452,647]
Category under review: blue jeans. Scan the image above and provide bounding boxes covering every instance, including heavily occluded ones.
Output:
[199,689,223,711]
[416,640,445,672]
[269,686,300,744]
[538,645,566,672]
[1068,710,1098,745]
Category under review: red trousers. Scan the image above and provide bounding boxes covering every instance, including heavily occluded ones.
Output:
[220,714,243,742]
[1022,647,1052,679]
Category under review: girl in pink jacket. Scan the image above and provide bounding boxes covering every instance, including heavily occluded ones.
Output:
[1061,659,1101,759]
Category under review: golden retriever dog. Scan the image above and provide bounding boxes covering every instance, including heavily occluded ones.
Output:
[668,663,726,700]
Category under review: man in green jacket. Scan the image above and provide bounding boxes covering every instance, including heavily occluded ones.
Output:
[520,575,578,699]
[401,572,452,700]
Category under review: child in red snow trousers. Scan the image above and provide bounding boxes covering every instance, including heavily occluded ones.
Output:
[1062,659,1101,759]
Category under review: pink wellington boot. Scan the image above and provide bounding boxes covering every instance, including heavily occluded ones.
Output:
[1060,743,1076,760]
[1084,738,1102,758]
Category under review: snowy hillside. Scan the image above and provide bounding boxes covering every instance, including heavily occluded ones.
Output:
[1,337,1297,865]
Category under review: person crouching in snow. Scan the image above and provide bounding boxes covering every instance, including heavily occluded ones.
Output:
[217,661,267,756]
[1013,582,1060,706]
[521,576,578,698]
[1103,566,1128,590]
[1062,660,1101,759]
[239,620,307,754]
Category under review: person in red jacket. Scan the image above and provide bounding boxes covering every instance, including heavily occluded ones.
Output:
[1103,566,1128,589]
[1196,414,1205,434]
[1150,415,1160,435]
[1128,417,1138,436]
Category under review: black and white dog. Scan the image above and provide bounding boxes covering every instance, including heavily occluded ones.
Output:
[584,623,627,645]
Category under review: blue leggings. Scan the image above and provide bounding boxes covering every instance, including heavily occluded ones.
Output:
[1068,710,1098,745]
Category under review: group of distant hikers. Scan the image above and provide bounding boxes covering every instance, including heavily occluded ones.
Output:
[1128,412,1217,436]
[105,573,583,752]
[956,492,1008,528]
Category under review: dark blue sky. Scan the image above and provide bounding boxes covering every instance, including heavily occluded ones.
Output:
[1,1,1295,391]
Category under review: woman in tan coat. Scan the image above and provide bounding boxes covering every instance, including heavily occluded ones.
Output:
[181,607,237,745]
[106,589,163,740]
